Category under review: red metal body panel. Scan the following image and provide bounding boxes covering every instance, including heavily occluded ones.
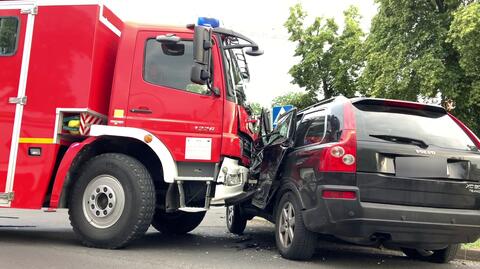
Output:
[11,144,59,208]
[2,4,120,209]
[2,3,253,209]
[49,137,98,209]
[0,9,27,193]
[221,100,242,158]
[237,106,255,138]
[102,5,123,32]
[111,26,225,163]
[24,5,118,123]
[107,24,137,127]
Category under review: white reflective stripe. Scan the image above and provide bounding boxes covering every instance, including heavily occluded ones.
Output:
[99,4,121,36]
[4,5,36,206]
[90,125,178,183]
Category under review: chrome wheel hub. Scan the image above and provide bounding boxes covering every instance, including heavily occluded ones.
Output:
[227,206,234,226]
[278,201,295,248]
[82,175,125,229]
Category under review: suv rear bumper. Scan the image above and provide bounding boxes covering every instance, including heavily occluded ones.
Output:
[302,185,480,249]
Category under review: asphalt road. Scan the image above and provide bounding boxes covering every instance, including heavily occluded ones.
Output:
[0,207,478,269]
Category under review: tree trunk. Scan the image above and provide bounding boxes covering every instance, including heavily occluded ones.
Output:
[322,78,332,98]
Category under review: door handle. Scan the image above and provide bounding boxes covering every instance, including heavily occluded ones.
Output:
[297,151,314,157]
[130,108,152,114]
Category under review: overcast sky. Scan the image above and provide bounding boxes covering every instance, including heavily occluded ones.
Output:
[104,0,377,107]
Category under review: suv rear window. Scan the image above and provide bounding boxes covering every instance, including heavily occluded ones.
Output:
[354,104,478,152]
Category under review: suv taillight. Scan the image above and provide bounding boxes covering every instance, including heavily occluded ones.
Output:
[318,102,357,173]
[318,129,357,173]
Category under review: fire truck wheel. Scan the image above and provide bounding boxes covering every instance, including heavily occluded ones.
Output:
[151,210,206,235]
[68,153,155,249]
[226,205,247,235]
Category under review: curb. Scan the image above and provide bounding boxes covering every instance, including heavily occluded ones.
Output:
[457,248,480,261]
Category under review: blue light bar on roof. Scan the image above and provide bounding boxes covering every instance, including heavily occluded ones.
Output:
[197,17,220,28]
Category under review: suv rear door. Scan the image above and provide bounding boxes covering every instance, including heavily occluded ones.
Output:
[252,109,296,209]
[353,99,480,210]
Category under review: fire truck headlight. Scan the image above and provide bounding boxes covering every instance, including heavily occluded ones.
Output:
[225,173,242,186]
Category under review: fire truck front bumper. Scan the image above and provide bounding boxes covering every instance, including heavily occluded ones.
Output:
[211,157,249,205]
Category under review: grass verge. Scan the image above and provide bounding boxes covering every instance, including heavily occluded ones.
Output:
[463,240,480,250]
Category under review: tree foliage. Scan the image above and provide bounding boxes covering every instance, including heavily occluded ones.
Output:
[361,0,479,134]
[284,0,480,135]
[447,1,480,132]
[247,102,263,117]
[284,4,365,99]
[271,91,318,110]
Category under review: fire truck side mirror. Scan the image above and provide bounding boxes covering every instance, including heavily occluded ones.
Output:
[191,26,212,85]
[245,46,264,56]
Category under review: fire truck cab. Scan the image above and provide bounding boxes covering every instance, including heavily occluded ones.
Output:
[0,1,260,248]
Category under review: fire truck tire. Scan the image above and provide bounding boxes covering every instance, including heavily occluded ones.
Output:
[68,153,155,249]
[151,210,206,234]
[226,205,247,235]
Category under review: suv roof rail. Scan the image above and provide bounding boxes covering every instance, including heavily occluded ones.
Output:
[299,95,346,113]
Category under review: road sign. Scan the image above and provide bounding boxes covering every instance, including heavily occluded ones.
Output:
[272,105,293,128]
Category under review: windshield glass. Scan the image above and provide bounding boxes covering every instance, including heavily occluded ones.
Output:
[354,104,478,152]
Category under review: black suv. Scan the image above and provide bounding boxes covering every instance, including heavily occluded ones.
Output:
[226,96,480,263]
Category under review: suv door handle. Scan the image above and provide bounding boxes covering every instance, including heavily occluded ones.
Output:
[297,151,314,157]
[130,108,152,114]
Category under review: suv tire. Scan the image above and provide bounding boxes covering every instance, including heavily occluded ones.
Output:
[275,192,316,260]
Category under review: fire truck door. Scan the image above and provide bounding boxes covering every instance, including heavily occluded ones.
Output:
[0,4,35,205]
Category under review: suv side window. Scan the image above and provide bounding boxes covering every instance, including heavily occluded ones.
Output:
[0,17,19,56]
[143,39,209,95]
[269,111,293,143]
[295,111,326,147]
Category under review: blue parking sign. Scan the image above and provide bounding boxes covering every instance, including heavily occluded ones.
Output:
[272,105,293,128]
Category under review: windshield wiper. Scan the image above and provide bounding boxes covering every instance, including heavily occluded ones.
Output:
[369,134,429,149]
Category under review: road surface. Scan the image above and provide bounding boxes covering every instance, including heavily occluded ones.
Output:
[0,207,478,269]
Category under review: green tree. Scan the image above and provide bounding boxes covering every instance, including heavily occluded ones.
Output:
[247,102,263,117]
[271,91,317,110]
[361,0,479,134]
[448,2,480,133]
[284,4,365,99]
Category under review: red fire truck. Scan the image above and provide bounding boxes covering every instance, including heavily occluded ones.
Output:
[0,1,262,248]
